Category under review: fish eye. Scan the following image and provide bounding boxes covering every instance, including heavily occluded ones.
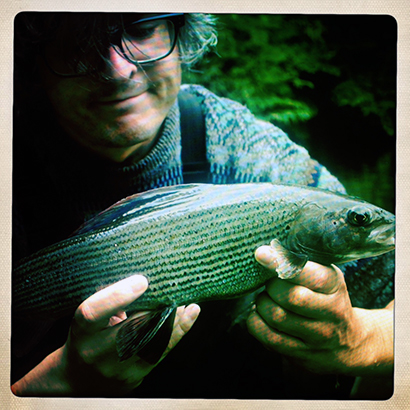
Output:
[347,207,372,226]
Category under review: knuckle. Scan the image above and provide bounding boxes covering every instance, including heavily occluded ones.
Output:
[287,287,310,309]
[315,325,334,343]
[337,278,348,294]
[308,323,338,347]
[327,294,349,322]
[270,305,287,327]
[76,302,98,326]
[264,333,282,350]
[304,262,341,293]
[266,332,300,353]
[247,311,265,335]
[314,269,331,289]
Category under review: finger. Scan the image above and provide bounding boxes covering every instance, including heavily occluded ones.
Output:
[175,304,201,335]
[255,245,279,271]
[255,292,337,346]
[285,262,344,294]
[247,309,308,356]
[265,279,340,320]
[166,304,201,353]
[108,311,128,326]
[255,244,343,294]
[74,275,149,332]
[156,304,200,362]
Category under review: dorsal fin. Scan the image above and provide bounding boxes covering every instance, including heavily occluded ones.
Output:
[71,184,205,236]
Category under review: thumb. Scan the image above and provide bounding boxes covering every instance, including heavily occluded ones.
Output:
[74,275,149,332]
[164,304,201,354]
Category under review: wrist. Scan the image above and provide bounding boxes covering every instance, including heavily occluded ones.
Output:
[12,345,72,396]
[340,306,393,377]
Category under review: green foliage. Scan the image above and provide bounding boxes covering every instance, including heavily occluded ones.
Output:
[183,14,340,124]
[333,79,396,136]
[183,14,396,133]
[333,154,395,213]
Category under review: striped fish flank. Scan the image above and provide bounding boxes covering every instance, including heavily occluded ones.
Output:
[13,183,395,361]
[13,183,395,318]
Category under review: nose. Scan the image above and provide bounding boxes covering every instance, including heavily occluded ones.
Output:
[103,46,139,80]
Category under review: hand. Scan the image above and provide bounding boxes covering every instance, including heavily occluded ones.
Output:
[247,246,393,377]
[12,275,200,396]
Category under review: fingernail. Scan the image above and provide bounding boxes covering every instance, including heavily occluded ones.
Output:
[185,304,201,321]
[255,246,277,269]
[127,275,149,292]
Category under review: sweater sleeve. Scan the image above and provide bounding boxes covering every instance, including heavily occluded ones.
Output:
[183,84,345,193]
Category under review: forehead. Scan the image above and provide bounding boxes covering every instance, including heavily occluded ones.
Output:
[47,12,165,44]
[41,12,166,35]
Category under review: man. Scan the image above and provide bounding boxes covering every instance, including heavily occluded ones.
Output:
[12,12,394,398]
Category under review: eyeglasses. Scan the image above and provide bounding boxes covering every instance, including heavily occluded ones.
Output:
[43,13,185,77]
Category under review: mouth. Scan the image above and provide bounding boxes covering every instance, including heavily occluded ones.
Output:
[96,85,150,106]
[368,224,395,248]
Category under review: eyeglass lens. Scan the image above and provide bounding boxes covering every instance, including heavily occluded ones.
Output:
[44,17,176,76]
[122,19,175,63]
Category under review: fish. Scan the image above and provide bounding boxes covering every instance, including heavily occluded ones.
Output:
[12,183,395,362]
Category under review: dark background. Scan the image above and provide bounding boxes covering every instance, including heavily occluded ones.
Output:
[183,14,397,212]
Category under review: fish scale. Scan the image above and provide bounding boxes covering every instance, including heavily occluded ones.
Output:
[13,183,395,321]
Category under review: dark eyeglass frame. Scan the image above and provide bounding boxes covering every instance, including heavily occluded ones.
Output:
[43,13,185,78]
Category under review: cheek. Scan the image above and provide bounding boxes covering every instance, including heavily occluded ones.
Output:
[325,224,364,253]
[48,86,74,113]
[44,77,91,121]
[38,63,97,122]
[149,55,181,98]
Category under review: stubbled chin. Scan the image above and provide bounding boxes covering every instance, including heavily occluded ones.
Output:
[70,110,164,162]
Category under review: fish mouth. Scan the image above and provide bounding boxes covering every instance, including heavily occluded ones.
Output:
[293,222,395,266]
[368,224,395,248]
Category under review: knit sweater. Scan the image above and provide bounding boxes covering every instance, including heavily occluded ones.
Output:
[13,84,345,254]
[12,84,394,398]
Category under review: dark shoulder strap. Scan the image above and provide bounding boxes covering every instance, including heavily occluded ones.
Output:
[178,88,209,183]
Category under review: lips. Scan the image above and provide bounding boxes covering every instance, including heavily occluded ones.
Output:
[369,224,395,247]
[95,84,150,105]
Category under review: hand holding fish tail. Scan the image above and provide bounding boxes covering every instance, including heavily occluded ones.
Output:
[11,275,200,397]
[247,246,394,379]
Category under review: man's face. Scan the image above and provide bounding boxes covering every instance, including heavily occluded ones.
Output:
[39,23,182,162]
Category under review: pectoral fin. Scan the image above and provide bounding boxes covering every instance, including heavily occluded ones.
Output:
[269,239,308,279]
[116,307,176,363]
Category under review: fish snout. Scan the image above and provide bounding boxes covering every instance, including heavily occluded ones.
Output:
[368,223,395,248]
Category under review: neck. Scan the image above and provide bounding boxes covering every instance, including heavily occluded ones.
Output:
[81,136,159,163]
